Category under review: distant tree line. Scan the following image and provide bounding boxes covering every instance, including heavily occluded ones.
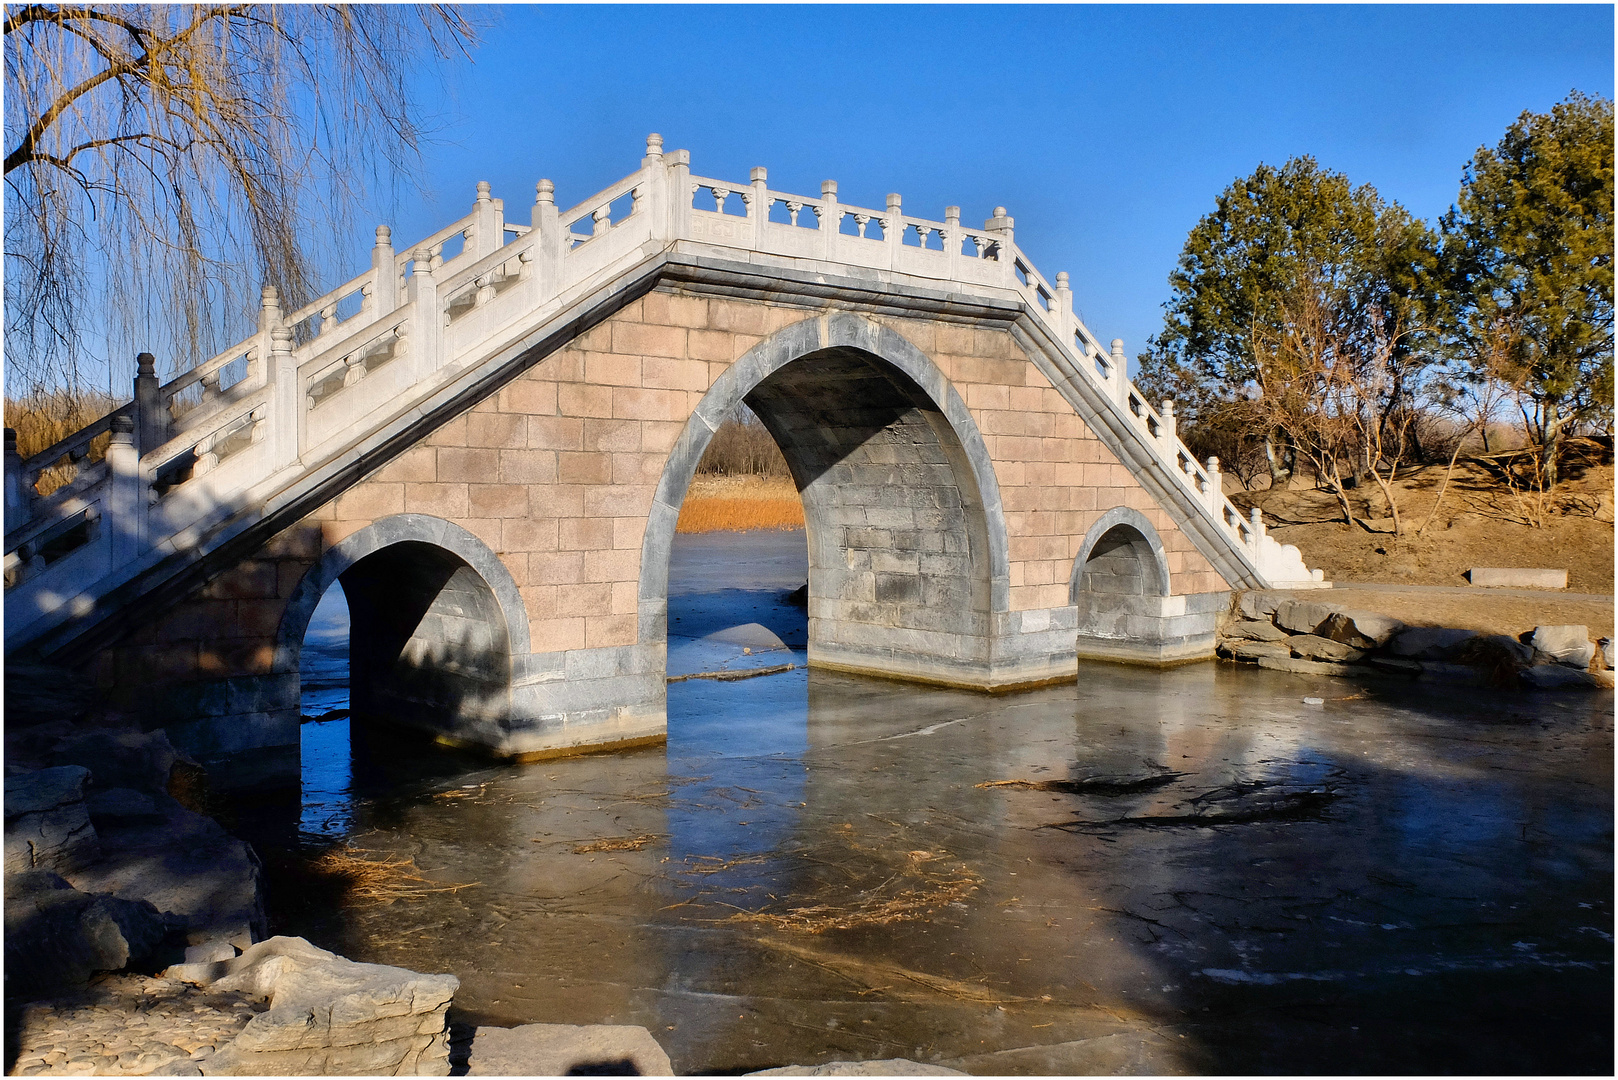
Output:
[1135,91,1613,515]
[695,406,792,478]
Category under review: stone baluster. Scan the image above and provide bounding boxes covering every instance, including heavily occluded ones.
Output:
[820,180,839,260]
[983,206,1014,282]
[133,351,165,456]
[944,206,961,281]
[268,316,298,471]
[371,225,396,316]
[1109,339,1129,405]
[4,427,31,533]
[640,134,667,243]
[107,414,144,564]
[1159,398,1177,459]
[472,181,500,259]
[1054,272,1075,347]
[592,203,612,236]
[667,149,691,241]
[884,193,902,268]
[1204,456,1222,511]
[748,167,767,250]
[408,247,442,379]
[1248,507,1265,550]
[532,180,562,302]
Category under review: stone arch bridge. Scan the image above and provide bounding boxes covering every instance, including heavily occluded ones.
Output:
[4,136,1322,789]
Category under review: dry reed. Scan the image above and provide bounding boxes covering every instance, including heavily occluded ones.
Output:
[306,847,478,905]
[571,834,665,854]
[676,474,804,533]
[5,393,119,496]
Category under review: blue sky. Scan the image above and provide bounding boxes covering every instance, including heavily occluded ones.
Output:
[385,4,1611,367]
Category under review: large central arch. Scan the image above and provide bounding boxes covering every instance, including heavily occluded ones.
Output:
[639,313,1024,689]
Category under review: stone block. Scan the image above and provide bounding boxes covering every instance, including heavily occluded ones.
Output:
[4,766,98,875]
[4,870,181,999]
[1521,665,1605,690]
[1469,567,1567,589]
[467,1023,672,1077]
[1598,639,1614,671]
[464,413,527,449]
[1367,656,1422,676]
[1273,599,1337,636]
[1288,634,1365,663]
[1388,627,1477,659]
[1318,610,1405,649]
[1238,591,1289,620]
[1256,655,1357,677]
[187,936,457,1076]
[1529,625,1596,669]
[1226,639,1290,661]
[1225,618,1290,642]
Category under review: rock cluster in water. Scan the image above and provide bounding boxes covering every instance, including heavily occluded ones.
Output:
[1219,592,1615,689]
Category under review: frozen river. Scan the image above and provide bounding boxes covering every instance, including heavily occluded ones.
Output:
[263,529,1613,1074]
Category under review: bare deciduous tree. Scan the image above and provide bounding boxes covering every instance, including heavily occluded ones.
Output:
[4,3,476,406]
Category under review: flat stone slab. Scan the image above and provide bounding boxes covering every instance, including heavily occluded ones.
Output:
[468,1023,672,1076]
[749,1062,965,1076]
[1469,567,1568,589]
[1529,625,1596,669]
[1257,655,1358,677]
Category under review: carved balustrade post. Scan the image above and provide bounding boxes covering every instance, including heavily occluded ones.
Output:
[818,180,840,260]
[983,206,1014,284]
[1204,457,1222,511]
[1160,398,1177,459]
[4,427,31,534]
[1054,272,1075,346]
[883,193,902,269]
[133,351,166,456]
[667,149,692,241]
[749,167,768,250]
[1109,339,1129,406]
[944,206,961,282]
[1248,507,1266,551]
[107,414,144,564]
[641,134,668,243]
[531,180,562,304]
[371,226,397,317]
[471,181,500,260]
[408,248,442,379]
[268,321,298,471]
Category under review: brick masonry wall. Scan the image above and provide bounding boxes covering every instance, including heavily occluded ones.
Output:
[92,291,1229,698]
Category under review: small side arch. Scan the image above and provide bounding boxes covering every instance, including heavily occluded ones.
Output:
[275,514,530,674]
[1068,506,1172,603]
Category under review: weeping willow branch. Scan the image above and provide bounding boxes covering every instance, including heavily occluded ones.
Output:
[4,3,478,403]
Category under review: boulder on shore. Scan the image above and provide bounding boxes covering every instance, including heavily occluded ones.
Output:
[467,1023,673,1076]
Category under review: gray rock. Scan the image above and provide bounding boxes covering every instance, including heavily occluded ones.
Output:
[1256,655,1357,677]
[49,728,181,794]
[1418,661,1484,685]
[1228,639,1291,661]
[186,940,239,964]
[1237,591,1287,620]
[1521,665,1605,690]
[749,1062,966,1077]
[1367,656,1422,676]
[1457,634,1535,670]
[1529,625,1596,669]
[1598,638,1614,671]
[64,792,265,945]
[1225,618,1290,642]
[3,870,182,998]
[1273,599,1337,636]
[4,766,99,875]
[87,787,160,821]
[468,1023,673,1076]
[189,936,458,1076]
[1287,635,1366,663]
[1389,627,1477,659]
[1319,609,1405,649]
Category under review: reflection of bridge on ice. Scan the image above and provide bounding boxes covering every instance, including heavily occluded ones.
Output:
[4,135,1322,789]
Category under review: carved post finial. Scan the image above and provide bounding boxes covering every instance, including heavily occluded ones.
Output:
[1056,271,1070,288]
[821,180,837,199]
[751,166,767,184]
[476,180,492,204]
[376,225,392,247]
[535,179,555,206]
[412,248,435,276]
[136,352,155,377]
[645,133,664,160]
[887,193,902,213]
[110,413,134,441]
